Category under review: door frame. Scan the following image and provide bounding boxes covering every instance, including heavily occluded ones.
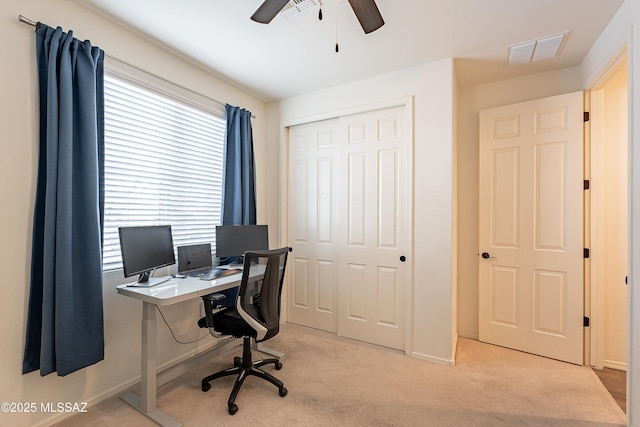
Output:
[278,96,415,355]
[587,46,629,370]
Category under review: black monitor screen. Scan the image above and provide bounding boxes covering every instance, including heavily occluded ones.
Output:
[215,225,269,259]
[118,225,176,282]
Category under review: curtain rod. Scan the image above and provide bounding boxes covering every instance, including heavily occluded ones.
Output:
[18,14,256,119]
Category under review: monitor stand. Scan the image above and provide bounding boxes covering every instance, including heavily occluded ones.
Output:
[133,271,171,287]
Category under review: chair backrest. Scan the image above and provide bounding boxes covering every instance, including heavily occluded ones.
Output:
[236,247,289,342]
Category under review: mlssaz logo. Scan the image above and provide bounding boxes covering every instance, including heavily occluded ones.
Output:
[41,402,88,413]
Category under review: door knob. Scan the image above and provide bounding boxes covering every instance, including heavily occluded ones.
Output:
[481,252,496,259]
[399,256,406,262]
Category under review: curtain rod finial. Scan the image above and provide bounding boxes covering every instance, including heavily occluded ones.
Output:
[18,15,40,29]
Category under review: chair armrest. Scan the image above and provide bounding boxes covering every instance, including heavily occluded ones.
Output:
[202,293,226,328]
[203,293,226,304]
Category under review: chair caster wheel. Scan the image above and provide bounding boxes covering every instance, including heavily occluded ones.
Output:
[228,403,238,415]
[202,382,211,392]
[234,357,242,367]
[275,361,283,370]
[279,387,288,397]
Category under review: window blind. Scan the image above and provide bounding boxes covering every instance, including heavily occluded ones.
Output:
[102,74,225,272]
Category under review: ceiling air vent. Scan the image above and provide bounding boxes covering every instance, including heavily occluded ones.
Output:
[505,31,570,66]
[279,0,322,19]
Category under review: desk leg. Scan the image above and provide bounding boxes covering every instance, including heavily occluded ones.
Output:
[119,301,181,427]
[141,301,157,412]
[254,341,284,358]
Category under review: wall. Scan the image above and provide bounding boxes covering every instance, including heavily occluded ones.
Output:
[0,1,268,426]
[269,59,457,364]
[456,66,584,339]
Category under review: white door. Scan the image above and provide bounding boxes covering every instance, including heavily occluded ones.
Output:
[337,108,407,350]
[478,92,584,365]
[287,118,340,333]
[288,106,408,351]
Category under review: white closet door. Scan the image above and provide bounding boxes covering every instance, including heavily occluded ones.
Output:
[287,106,408,351]
[287,118,341,333]
[337,106,407,350]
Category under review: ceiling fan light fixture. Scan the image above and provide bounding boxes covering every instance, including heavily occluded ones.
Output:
[251,0,384,35]
[279,0,323,20]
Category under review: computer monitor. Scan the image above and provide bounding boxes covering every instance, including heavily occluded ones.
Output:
[118,225,176,286]
[215,224,269,261]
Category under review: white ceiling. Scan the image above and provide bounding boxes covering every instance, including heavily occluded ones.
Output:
[76,0,624,102]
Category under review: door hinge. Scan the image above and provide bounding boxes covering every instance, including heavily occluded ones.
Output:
[584,111,590,122]
[584,316,590,327]
[584,248,590,258]
[584,179,590,190]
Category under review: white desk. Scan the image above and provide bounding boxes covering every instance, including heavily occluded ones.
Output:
[117,270,254,427]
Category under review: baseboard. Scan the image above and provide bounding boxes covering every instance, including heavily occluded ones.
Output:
[409,331,458,367]
[457,331,479,340]
[451,332,459,366]
[410,350,456,367]
[603,359,628,371]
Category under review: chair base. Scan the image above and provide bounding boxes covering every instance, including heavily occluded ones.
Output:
[201,336,287,415]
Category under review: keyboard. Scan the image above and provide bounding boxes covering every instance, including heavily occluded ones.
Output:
[199,268,242,281]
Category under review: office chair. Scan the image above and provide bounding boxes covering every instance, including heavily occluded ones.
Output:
[198,247,290,415]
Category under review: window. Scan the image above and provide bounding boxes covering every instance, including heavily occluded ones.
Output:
[102,73,226,272]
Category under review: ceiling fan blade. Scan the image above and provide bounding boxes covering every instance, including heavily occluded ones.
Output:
[347,0,385,34]
[251,0,291,24]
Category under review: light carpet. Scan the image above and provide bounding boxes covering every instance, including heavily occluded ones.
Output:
[55,323,627,426]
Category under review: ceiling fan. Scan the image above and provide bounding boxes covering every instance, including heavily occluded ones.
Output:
[251,0,385,34]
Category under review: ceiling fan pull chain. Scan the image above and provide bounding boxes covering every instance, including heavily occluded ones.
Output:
[335,0,339,52]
